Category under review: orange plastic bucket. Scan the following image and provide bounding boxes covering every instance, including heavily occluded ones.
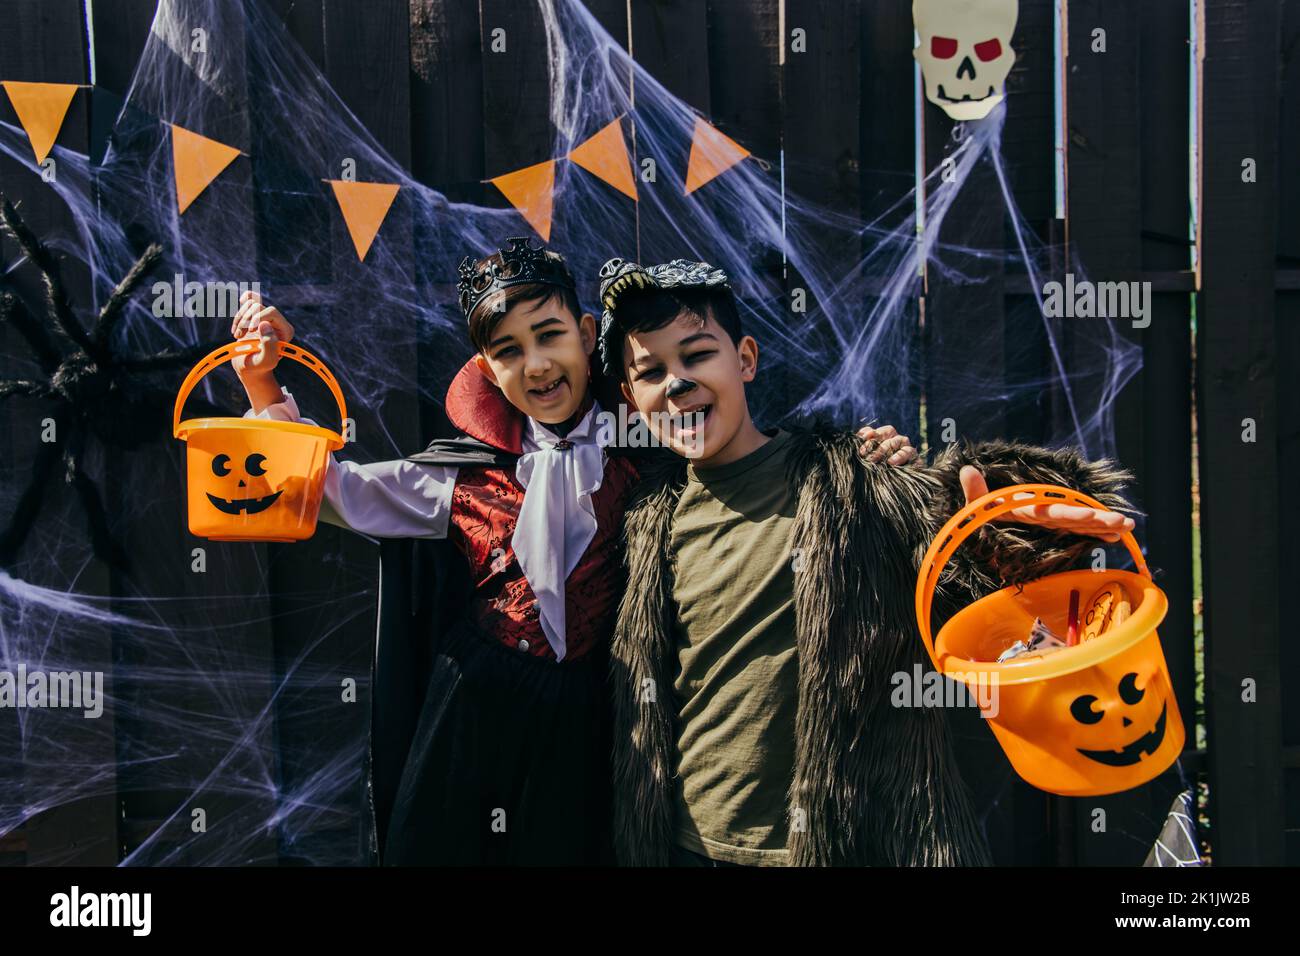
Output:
[173,339,347,542]
[915,483,1184,796]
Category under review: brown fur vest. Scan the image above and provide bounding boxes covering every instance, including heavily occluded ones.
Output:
[609,429,1136,866]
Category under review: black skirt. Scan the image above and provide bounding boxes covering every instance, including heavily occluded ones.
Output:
[380,617,613,866]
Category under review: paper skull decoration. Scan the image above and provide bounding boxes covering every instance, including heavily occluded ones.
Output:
[914,0,1019,121]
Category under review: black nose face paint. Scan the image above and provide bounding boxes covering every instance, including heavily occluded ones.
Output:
[666,378,697,399]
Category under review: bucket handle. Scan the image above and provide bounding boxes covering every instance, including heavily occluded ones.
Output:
[172,339,348,439]
[914,483,1150,671]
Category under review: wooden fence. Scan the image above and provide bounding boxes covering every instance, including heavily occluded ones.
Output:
[0,0,1294,866]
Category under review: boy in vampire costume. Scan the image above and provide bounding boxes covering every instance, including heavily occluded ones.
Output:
[231,239,916,865]
[596,256,1140,867]
[235,241,633,864]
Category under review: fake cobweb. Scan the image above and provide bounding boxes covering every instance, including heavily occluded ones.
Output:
[0,0,1164,865]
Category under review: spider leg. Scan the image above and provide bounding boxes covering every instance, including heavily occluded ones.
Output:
[120,338,223,373]
[0,433,61,567]
[91,242,163,348]
[180,392,234,419]
[63,432,132,572]
[0,379,56,400]
[136,380,231,424]
[0,289,63,373]
[0,194,99,360]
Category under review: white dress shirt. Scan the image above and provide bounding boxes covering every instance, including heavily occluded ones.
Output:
[244,387,457,541]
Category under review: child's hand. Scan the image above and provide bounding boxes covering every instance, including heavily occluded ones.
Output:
[230,290,294,377]
[959,465,1135,542]
[857,424,917,465]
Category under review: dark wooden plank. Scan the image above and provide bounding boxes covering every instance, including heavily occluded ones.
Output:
[1197,0,1285,865]
[1279,282,1300,865]
[312,0,418,440]
[1279,0,1300,266]
[259,0,417,863]
[1275,0,1300,866]
[999,2,1080,865]
[627,0,713,266]
[629,0,711,113]
[561,0,637,308]
[1067,1,1141,266]
[324,0,411,170]
[921,0,1073,865]
[477,0,627,301]
[920,56,1007,446]
[858,0,921,442]
[859,0,915,231]
[1001,0,1056,235]
[708,0,781,162]
[918,17,1009,866]
[1064,0,1137,871]
[1134,0,1199,854]
[78,0,285,864]
[1065,0,1195,866]
[918,4,1023,864]
[405,0,485,441]
[85,0,153,94]
[0,0,118,867]
[779,0,859,422]
[408,0,484,209]
[479,0,553,212]
[1000,0,1056,448]
[477,0,627,313]
[695,0,782,414]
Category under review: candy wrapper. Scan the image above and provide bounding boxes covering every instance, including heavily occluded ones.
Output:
[997,617,1069,663]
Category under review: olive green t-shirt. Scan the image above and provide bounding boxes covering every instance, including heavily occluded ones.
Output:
[668,428,799,866]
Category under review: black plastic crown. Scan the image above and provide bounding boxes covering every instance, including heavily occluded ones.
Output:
[457,237,576,318]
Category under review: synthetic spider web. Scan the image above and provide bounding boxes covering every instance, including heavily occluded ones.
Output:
[1143,788,1204,867]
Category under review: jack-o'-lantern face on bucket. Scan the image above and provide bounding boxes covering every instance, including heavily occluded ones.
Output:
[914,0,1019,121]
[1070,672,1168,767]
[206,451,283,515]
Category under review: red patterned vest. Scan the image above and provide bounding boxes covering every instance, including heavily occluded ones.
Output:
[441,359,640,663]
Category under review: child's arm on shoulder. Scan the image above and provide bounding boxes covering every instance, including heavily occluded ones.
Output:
[233,291,455,541]
[855,423,919,465]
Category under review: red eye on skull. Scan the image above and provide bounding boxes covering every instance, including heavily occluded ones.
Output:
[931,36,958,59]
[975,38,1002,61]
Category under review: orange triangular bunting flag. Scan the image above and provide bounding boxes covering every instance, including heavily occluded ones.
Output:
[568,117,636,201]
[2,81,79,165]
[326,180,400,261]
[684,117,750,195]
[170,124,241,214]
[489,160,555,241]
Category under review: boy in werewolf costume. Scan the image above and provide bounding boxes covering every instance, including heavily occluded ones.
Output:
[596,256,1137,867]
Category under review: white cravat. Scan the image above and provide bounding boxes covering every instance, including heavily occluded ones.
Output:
[512,402,607,660]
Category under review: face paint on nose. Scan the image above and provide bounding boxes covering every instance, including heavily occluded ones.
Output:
[666,378,697,399]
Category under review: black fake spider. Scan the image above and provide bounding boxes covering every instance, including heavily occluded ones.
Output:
[0,194,226,572]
